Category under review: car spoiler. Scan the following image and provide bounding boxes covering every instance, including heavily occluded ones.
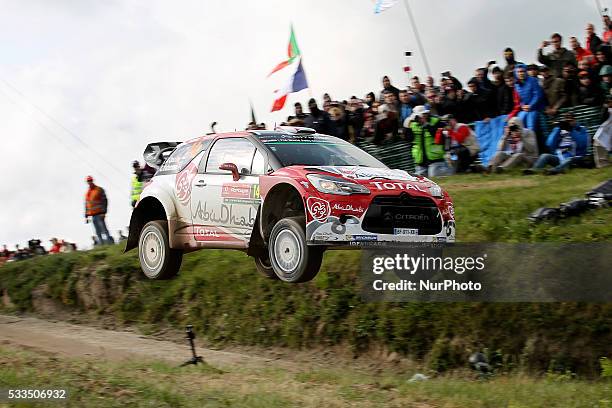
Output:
[143,142,181,169]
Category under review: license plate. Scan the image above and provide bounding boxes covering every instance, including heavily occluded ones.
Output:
[394,228,419,236]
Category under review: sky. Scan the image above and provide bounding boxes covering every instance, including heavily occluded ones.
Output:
[0,0,604,249]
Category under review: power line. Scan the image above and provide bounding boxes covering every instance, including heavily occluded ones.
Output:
[401,0,432,77]
[0,77,126,179]
[0,85,125,192]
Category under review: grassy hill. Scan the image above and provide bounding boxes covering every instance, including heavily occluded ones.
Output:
[1,169,611,377]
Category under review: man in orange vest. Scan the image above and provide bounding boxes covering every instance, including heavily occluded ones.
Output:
[85,176,113,245]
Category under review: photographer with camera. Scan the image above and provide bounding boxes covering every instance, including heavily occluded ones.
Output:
[404,105,453,177]
[489,117,538,173]
[538,33,577,78]
[523,112,589,175]
[436,114,480,173]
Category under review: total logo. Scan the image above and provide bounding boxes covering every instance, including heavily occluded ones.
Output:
[372,181,427,192]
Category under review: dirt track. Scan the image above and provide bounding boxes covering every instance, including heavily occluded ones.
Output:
[0,314,295,370]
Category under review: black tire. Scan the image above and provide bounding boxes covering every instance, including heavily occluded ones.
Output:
[138,220,182,280]
[268,216,324,283]
[253,251,279,280]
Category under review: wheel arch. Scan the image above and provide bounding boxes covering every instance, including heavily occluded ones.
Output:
[125,195,176,252]
[259,182,306,245]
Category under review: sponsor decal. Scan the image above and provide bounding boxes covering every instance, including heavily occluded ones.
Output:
[442,204,455,220]
[221,183,260,199]
[311,232,333,241]
[394,228,419,236]
[372,181,427,192]
[194,225,243,242]
[331,203,365,213]
[192,202,256,227]
[444,221,456,237]
[350,234,378,242]
[306,197,331,222]
[223,198,260,206]
[175,162,198,205]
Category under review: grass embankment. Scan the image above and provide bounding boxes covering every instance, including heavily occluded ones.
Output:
[0,346,610,408]
[1,169,611,377]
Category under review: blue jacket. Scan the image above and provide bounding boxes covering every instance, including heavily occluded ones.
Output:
[546,125,588,160]
[514,64,544,111]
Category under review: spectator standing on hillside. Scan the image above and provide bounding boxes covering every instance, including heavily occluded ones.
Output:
[398,90,413,125]
[514,64,544,131]
[576,70,604,106]
[131,161,144,208]
[379,75,400,101]
[503,48,522,77]
[85,176,113,246]
[600,65,612,94]
[523,113,589,175]
[489,117,538,172]
[438,85,460,117]
[541,66,567,116]
[499,72,520,117]
[603,15,612,44]
[538,33,577,78]
[346,97,365,143]
[462,78,493,122]
[49,238,62,254]
[287,102,307,122]
[404,105,452,176]
[586,23,603,54]
[562,63,580,107]
[570,37,595,66]
[442,71,463,91]
[304,98,335,135]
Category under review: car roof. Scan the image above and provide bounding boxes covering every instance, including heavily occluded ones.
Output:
[184,127,322,144]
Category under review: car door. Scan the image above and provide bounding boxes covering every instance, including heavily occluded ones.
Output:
[190,137,265,247]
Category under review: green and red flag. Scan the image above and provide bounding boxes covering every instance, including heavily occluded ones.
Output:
[268,25,301,77]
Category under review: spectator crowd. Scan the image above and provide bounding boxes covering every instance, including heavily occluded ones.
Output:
[262,18,612,176]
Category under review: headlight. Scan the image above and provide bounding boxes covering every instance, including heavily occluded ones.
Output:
[306,174,370,195]
[429,184,443,198]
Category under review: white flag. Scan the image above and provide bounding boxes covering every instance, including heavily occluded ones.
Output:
[374,0,399,13]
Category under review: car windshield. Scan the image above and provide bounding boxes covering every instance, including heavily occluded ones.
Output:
[260,134,386,168]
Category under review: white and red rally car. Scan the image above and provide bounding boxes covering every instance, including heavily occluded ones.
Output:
[125,127,455,283]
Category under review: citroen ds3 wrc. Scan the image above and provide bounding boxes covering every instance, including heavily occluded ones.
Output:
[125,127,455,283]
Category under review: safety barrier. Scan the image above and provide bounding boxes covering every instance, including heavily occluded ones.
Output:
[357,105,604,172]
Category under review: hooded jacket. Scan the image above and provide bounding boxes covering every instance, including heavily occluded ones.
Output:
[514,64,545,111]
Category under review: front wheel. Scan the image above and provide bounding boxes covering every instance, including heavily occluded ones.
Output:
[253,252,279,280]
[138,220,182,280]
[268,217,324,283]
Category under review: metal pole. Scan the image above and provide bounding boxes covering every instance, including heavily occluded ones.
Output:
[401,0,432,77]
[594,0,604,17]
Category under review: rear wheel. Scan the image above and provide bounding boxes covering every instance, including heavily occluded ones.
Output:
[138,220,182,279]
[268,216,324,283]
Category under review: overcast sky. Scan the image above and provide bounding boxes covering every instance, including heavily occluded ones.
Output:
[0,0,603,249]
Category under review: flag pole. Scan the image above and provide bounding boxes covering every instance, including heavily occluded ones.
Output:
[401,0,432,77]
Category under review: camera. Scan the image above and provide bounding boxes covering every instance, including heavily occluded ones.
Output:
[557,120,572,131]
[508,125,519,132]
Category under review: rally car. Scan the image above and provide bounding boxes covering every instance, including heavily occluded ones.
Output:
[125,127,455,283]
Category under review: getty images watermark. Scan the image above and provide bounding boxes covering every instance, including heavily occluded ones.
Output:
[360,243,612,302]
[371,252,487,292]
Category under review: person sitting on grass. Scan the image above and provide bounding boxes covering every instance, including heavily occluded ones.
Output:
[488,117,538,173]
[523,112,588,175]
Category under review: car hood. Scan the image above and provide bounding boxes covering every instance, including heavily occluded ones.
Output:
[275,165,440,191]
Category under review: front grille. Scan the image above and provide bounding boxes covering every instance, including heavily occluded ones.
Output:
[362,193,442,235]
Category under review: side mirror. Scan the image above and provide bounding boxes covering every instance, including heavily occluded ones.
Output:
[219,162,240,181]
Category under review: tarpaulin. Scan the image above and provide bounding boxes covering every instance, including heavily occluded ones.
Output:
[474,115,507,166]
